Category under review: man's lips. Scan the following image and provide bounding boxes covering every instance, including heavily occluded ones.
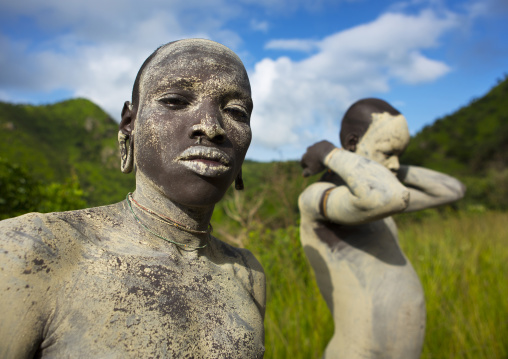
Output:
[176,146,231,166]
[175,146,232,177]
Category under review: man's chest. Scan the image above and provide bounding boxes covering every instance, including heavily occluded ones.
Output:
[41,253,264,358]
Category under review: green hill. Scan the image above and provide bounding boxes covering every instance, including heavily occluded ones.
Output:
[0,98,309,225]
[0,98,135,207]
[1,74,507,219]
[401,75,508,209]
[402,75,508,175]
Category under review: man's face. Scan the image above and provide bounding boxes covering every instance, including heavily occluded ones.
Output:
[355,112,410,173]
[133,40,252,207]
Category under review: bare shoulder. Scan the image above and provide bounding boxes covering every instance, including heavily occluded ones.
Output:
[299,181,337,199]
[212,238,265,280]
[0,211,94,285]
[1,211,74,261]
[235,246,265,279]
[298,181,336,217]
[211,238,266,314]
[0,204,124,275]
[0,211,87,356]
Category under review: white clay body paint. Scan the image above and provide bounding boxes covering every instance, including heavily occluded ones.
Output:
[132,38,252,208]
[0,39,266,359]
[298,99,466,359]
[356,112,410,173]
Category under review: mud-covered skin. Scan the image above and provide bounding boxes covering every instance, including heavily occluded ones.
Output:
[300,178,424,358]
[0,202,265,358]
[125,39,253,211]
[299,110,465,358]
[0,39,265,358]
[301,217,425,359]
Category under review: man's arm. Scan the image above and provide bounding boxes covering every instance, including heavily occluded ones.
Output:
[237,248,266,319]
[299,141,409,225]
[0,215,56,358]
[397,165,466,212]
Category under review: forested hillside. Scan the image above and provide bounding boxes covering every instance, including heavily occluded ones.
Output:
[401,75,508,209]
[402,75,508,174]
[0,98,135,213]
[1,75,507,219]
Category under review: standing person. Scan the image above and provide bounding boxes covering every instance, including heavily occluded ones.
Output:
[0,39,265,358]
[299,98,465,358]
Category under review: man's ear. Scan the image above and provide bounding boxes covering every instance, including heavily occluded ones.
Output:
[344,134,358,152]
[120,101,135,135]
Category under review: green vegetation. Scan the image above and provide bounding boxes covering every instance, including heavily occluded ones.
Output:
[1,76,507,357]
[0,99,135,207]
[2,76,507,215]
[0,158,86,219]
[399,211,508,359]
[402,74,508,210]
[240,211,508,359]
[247,225,333,358]
[211,161,311,245]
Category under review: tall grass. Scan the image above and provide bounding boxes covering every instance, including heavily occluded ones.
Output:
[247,226,333,358]
[399,211,508,358]
[244,211,508,358]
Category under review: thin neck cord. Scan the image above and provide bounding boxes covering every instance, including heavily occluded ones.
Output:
[128,193,212,235]
[126,193,209,251]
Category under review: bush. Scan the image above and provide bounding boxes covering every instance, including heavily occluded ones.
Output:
[0,158,87,219]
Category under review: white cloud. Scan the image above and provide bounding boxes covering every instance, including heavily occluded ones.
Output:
[0,0,495,161]
[0,0,247,118]
[388,51,450,84]
[248,9,459,159]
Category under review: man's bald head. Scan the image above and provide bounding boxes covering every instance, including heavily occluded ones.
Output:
[340,98,401,151]
[130,39,247,112]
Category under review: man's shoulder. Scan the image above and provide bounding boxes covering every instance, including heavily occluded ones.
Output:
[1,211,64,243]
[211,237,265,291]
[210,238,266,313]
[300,173,346,196]
[299,181,337,198]
[1,211,80,260]
[0,212,74,285]
[0,205,126,281]
[0,205,121,259]
[299,179,342,221]
[211,237,263,273]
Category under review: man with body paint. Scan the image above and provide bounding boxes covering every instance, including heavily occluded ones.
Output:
[299,98,465,358]
[0,39,265,358]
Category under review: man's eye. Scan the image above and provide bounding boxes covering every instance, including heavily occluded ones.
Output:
[159,95,189,108]
[384,152,394,159]
[225,106,249,121]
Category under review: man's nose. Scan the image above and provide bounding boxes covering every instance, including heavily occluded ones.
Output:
[189,108,226,144]
[386,156,400,172]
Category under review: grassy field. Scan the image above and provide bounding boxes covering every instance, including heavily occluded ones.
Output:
[245,211,508,359]
[401,211,508,358]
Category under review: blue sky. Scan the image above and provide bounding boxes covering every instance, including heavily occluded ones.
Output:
[1,0,507,161]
